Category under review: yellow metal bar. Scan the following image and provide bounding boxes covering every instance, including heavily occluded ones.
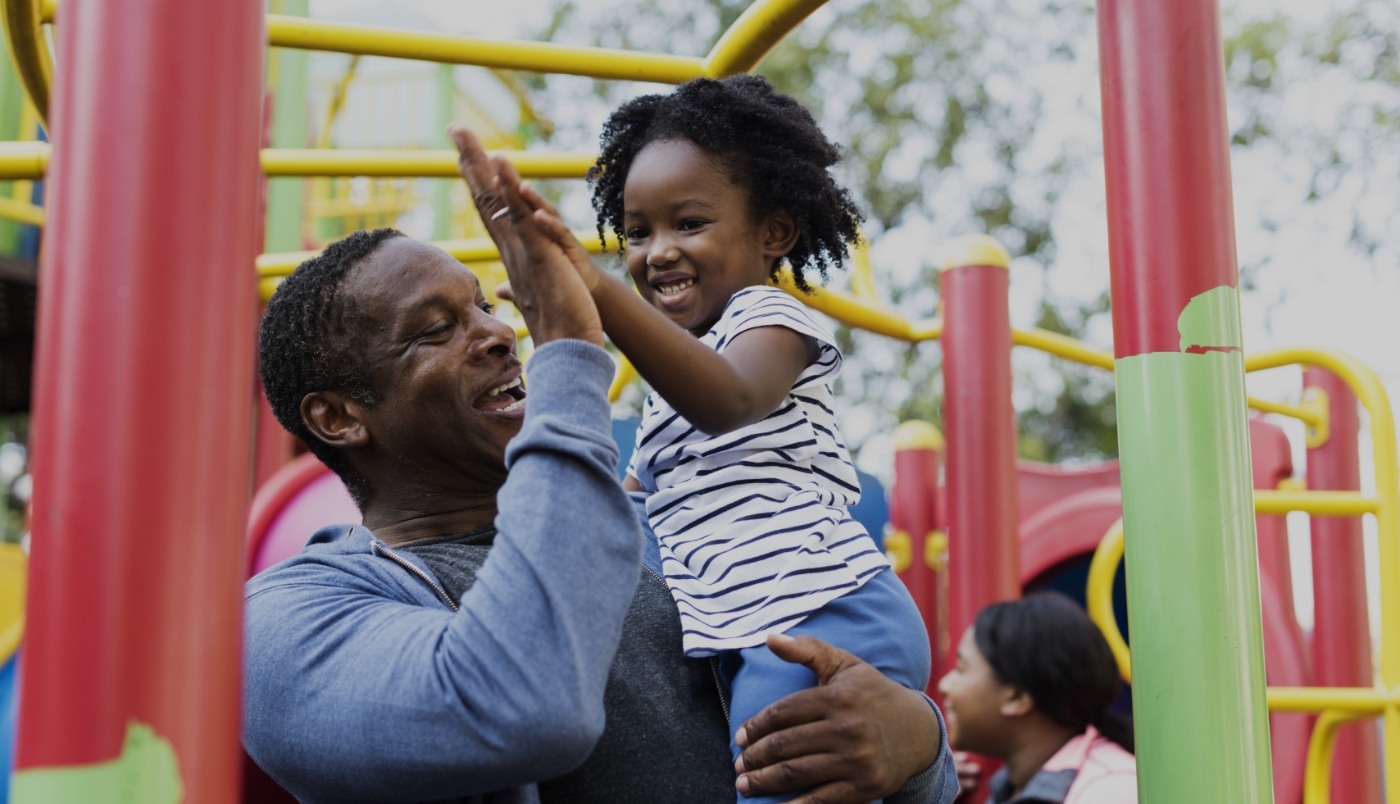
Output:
[0,619,20,665]
[1266,687,1392,714]
[1009,328,1343,424]
[11,98,39,208]
[1249,395,1324,427]
[702,0,830,76]
[1253,489,1380,516]
[257,229,615,279]
[772,269,941,341]
[268,14,703,84]
[1245,349,1400,795]
[1086,518,1132,683]
[0,140,48,179]
[848,235,879,302]
[306,197,418,220]
[0,142,595,182]
[261,148,597,179]
[2,0,52,128]
[1012,327,1115,370]
[608,356,637,404]
[1301,710,1381,804]
[0,194,44,225]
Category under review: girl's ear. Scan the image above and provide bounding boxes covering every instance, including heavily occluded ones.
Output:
[1000,686,1035,719]
[301,391,370,449]
[761,210,799,262]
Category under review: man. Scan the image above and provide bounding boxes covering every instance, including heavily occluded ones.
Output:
[243,127,957,803]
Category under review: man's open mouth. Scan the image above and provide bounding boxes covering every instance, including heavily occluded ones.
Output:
[474,376,526,413]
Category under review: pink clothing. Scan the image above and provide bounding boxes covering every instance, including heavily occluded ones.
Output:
[989,726,1137,804]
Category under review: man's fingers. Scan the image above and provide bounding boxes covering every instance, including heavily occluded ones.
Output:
[737,686,831,749]
[495,281,514,302]
[449,124,507,213]
[766,633,862,684]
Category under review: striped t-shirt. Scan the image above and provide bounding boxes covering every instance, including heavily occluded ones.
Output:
[629,286,890,657]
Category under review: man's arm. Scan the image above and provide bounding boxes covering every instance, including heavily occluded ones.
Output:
[244,343,643,800]
[734,634,960,804]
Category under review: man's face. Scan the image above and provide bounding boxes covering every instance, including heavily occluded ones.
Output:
[344,238,525,489]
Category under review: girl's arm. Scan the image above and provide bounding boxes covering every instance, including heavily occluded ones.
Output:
[592,271,815,435]
[515,183,816,436]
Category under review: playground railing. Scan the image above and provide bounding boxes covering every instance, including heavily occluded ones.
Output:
[1086,345,1399,804]
[5,0,831,128]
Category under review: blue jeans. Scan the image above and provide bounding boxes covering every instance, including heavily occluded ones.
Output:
[718,568,932,803]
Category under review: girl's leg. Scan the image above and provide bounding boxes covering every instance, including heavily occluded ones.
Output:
[725,569,931,803]
[723,644,815,804]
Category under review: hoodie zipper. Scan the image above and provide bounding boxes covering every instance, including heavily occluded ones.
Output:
[371,536,460,612]
[641,561,730,725]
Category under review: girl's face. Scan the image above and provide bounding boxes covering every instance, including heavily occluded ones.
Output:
[621,138,791,335]
[938,627,1019,756]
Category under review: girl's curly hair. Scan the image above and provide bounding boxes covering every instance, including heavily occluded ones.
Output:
[588,74,863,293]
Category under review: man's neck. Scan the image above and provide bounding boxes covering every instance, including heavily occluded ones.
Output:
[363,493,499,548]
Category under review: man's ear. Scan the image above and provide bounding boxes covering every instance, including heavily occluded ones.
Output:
[1000,687,1035,719]
[300,391,370,450]
[762,210,800,263]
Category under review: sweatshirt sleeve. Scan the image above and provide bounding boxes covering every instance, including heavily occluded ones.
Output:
[244,340,644,802]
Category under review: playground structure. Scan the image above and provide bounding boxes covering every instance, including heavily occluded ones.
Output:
[0,0,1396,802]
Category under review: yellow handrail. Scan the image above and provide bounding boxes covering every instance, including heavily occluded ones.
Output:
[1086,518,1131,682]
[1302,710,1385,804]
[0,142,597,182]
[702,0,830,76]
[267,14,704,84]
[261,149,597,179]
[2,0,52,128]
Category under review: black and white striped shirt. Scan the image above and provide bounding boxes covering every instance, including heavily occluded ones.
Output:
[629,286,889,656]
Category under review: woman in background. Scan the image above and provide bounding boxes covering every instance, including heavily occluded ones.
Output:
[938,592,1137,804]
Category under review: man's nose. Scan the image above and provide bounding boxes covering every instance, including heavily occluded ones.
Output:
[468,311,515,359]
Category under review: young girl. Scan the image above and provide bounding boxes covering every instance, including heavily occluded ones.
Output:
[504,75,934,803]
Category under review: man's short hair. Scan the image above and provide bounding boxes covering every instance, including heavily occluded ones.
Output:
[258,228,404,508]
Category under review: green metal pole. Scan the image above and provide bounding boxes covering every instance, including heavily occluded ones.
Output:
[1097,1,1274,801]
[431,62,455,240]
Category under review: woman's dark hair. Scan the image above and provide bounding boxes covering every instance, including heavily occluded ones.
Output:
[974,592,1134,752]
[588,74,863,294]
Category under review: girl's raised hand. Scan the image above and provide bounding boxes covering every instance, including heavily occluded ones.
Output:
[513,182,605,294]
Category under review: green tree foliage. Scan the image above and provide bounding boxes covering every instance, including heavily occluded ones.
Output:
[530,0,1397,471]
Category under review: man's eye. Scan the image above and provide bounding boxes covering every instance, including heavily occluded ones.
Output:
[420,322,452,339]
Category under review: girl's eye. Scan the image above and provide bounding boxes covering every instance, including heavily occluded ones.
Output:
[625,228,648,243]
[679,218,706,231]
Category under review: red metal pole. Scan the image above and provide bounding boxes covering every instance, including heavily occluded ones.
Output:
[890,420,947,686]
[938,235,1020,675]
[1305,368,1381,804]
[14,0,263,800]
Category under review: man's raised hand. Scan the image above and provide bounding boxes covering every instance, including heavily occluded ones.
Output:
[449,124,602,346]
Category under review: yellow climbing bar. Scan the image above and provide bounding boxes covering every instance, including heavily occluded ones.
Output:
[0,143,596,181]
[3,0,53,127]
[261,149,598,179]
[703,0,830,76]
[267,14,704,84]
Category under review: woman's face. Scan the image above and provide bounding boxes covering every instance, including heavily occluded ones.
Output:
[937,627,1018,755]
